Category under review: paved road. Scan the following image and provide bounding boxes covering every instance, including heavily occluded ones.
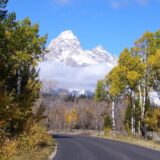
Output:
[53,134,160,160]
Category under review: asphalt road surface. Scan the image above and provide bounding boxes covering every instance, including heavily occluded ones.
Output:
[53,134,160,160]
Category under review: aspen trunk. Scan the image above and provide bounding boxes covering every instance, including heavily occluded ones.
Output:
[131,102,136,134]
[131,91,135,134]
[112,101,115,131]
[138,85,143,134]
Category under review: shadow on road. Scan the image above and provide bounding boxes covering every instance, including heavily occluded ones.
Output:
[53,134,74,139]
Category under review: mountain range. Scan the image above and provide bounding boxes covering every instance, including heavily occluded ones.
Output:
[39,30,117,95]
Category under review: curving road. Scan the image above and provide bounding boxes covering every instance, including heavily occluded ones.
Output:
[53,134,160,160]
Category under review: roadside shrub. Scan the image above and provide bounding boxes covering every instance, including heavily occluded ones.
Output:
[0,138,18,160]
[124,122,132,136]
[17,123,53,154]
[104,114,112,135]
[0,123,54,160]
[145,108,160,132]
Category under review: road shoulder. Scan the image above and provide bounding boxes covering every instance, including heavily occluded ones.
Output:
[48,143,58,160]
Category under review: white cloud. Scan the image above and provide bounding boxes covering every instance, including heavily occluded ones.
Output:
[108,0,159,9]
[136,0,149,5]
[52,0,72,5]
[109,0,130,9]
[38,61,112,90]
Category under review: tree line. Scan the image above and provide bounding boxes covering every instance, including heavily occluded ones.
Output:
[42,93,127,133]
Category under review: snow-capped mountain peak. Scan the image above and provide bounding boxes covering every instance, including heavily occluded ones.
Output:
[93,45,106,51]
[58,30,78,40]
[48,30,81,51]
[45,30,117,67]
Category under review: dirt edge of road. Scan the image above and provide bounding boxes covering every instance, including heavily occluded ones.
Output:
[48,143,58,160]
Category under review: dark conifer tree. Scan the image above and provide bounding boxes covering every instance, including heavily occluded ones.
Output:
[0,0,8,19]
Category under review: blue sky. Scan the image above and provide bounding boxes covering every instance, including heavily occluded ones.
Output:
[8,0,160,55]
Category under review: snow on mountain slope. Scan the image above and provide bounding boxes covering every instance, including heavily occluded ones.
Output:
[45,30,117,67]
[39,30,117,92]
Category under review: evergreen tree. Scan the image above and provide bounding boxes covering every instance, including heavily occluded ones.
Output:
[0,6,47,135]
[95,80,106,102]
[0,0,8,19]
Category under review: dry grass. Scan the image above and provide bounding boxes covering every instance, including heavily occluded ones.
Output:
[52,129,160,151]
[14,144,55,160]
[0,124,55,160]
[98,133,160,151]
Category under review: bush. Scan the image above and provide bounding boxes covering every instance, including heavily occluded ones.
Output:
[0,123,54,160]
[145,108,160,132]
[104,114,112,135]
[18,123,52,152]
[0,139,18,160]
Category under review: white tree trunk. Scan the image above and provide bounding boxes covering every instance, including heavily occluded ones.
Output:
[138,85,143,134]
[143,87,146,112]
[131,91,136,134]
[131,116,134,134]
[112,101,115,131]
[139,85,143,116]
[131,102,136,134]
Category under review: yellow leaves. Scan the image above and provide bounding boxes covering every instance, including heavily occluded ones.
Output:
[148,50,160,86]
[148,49,160,69]
[65,113,71,125]
[21,17,31,26]
[65,108,78,126]
[107,48,144,96]
[110,47,145,93]
[118,48,131,66]
[18,123,52,153]
[108,66,127,97]
[119,48,145,73]
[145,109,160,131]
[127,71,140,87]
[109,86,120,97]
[135,31,154,45]
[148,55,156,65]
[1,139,18,160]
[0,123,53,160]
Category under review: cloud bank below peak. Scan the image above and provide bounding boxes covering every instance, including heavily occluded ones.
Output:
[39,61,112,91]
[39,30,117,91]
